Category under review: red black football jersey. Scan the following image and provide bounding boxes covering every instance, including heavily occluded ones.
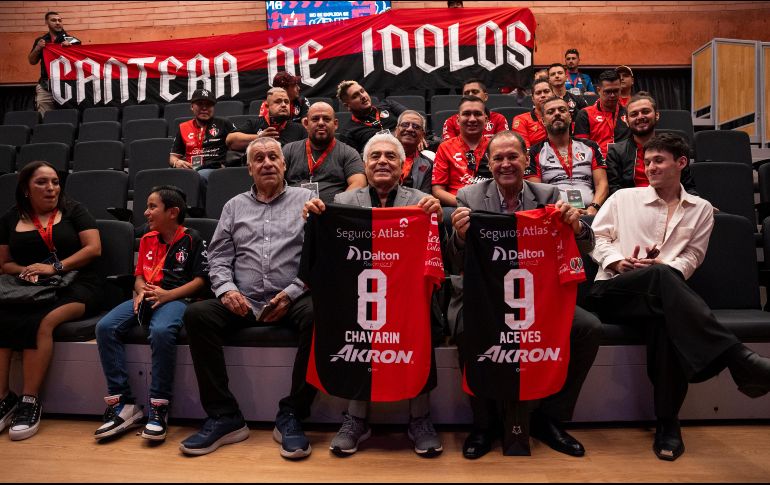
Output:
[462,207,586,401]
[301,204,444,402]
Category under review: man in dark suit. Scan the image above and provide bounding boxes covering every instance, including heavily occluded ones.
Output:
[447,130,601,459]
[303,133,444,458]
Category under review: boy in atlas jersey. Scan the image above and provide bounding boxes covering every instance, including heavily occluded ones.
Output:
[94,186,208,443]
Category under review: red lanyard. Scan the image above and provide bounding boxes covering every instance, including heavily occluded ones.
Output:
[401,153,416,183]
[191,120,206,155]
[147,226,184,284]
[350,108,381,127]
[31,208,58,254]
[550,141,574,178]
[305,139,336,178]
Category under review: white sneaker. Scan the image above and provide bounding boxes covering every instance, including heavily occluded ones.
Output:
[94,395,144,440]
[9,395,41,441]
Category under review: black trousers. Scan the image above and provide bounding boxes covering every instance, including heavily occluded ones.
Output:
[457,305,601,429]
[184,294,315,418]
[590,265,740,419]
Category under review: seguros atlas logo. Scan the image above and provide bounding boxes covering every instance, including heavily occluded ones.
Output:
[346,246,400,262]
[492,246,545,261]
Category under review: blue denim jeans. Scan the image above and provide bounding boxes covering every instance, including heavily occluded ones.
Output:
[96,299,186,401]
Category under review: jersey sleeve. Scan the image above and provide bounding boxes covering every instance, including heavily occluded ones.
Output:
[342,145,365,179]
[586,139,606,170]
[423,213,445,286]
[511,115,530,148]
[135,237,149,277]
[189,233,209,279]
[494,112,509,132]
[573,109,590,140]
[551,207,586,285]
[524,143,541,178]
[442,116,458,140]
[431,142,451,186]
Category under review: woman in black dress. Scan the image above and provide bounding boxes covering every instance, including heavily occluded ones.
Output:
[0,161,102,441]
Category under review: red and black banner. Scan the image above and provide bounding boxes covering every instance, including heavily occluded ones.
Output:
[301,204,444,402]
[43,7,535,108]
[462,207,586,401]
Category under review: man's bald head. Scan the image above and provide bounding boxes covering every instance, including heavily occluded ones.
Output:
[303,101,338,146]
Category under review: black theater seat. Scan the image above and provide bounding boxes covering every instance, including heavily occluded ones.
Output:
[121,321,299,347]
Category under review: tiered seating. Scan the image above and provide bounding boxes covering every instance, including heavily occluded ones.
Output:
[0,145,16,174]
[72,140,124,172]
[65,170,129,220]
[0,173,18,213]
[82,106,119,123]
[18,142,69,173]
[78,121,121,142]
[3,110,40,128]
[0,125,30,146]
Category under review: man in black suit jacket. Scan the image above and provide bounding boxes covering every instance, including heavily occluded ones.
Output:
[447,130,601,459]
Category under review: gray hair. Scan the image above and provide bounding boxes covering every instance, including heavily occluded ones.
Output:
[246,137,283,162]
[362,133,406,164]
[396,110,426,131]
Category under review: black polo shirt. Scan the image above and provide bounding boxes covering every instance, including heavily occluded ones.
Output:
[339,100,406,153]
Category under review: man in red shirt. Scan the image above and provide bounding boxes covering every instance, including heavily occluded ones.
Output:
[511,77,553,149]
[573,70,630,158]
[616,65,635,108]
[442,79,508,140]
[432,96,492,208]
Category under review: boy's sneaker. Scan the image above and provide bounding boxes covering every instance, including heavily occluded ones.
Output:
[273,411,311,459]
[9,395,42,441]
[94,395,144,440]
[141,398,169,441]
[179,412,249,456]
[0,391,19,434]
[408,414,443,457]
[329,412,371,456]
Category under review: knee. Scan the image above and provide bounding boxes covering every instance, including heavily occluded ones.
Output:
[183,301,207,331]
[148,325,180,347]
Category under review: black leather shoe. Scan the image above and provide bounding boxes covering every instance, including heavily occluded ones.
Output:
[653,419,685,461]
[462,429,494,459]
[531,414,585,457]
[728,346,770,398]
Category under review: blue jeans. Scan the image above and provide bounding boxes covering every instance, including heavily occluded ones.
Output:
[96,299,186,401]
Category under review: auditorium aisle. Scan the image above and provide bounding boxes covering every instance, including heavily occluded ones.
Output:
[3,418,769,482]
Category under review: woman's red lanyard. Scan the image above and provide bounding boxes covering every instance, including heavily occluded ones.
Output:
[147,226,184,284]
[305,139,336,181]
[350,108,381,127]
[31,208,58,255]
[551,141,574,178]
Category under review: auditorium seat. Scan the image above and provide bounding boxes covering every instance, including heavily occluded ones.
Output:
[43,108,79,127]
[492,107,530,127]
[133,168,203,226]
[3,110,40,129]
[82,106,120,123]
[336,111,353,132]
[122,104,160,128]
[657,110,695,148]
[123,119,167,158]
[248,99,265,115]
[184,217,219,243]
[691,162,756,224]
[0,124,30,147]
[308,97,336,110]
[170,116,193,137]
[215,100,245,117]
[163,103,192,127]
[387,95,426,112]
[78,121,121,142]
[694,130,753,165]
[431,110,456,137]
[485,94,519,110]
[65,170,128,220]
[229,114,253,129]
[18,142,69,174]
[72,140,124,172]
[0,173,17,213]
[127,138,174,191]
[31,123,75,146]
[205,167,251,218]
[0,145,16,174]
[53,220,135,342]
[430,95,461,114]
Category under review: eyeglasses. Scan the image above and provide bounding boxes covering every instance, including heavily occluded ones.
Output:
[466,151,477,172]
[398,121,423,131]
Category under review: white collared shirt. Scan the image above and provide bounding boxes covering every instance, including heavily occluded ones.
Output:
[591,185,714,281]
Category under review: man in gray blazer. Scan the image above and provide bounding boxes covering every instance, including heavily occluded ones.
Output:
[303,133,444,458]
[448,130,601,459]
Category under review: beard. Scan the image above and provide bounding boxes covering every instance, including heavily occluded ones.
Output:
[271,113,289,124]
[546,121,569,136]
[630,123,655,137]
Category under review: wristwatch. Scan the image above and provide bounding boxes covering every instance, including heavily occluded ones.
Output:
[588,202,601,211]
[53,261,64,274]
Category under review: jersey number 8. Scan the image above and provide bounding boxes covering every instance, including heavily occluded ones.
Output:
[357,269,387,331]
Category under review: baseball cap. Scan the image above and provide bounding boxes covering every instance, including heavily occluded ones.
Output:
[615,65,634,77]
[273,71,301,88]
[191,88,216,104]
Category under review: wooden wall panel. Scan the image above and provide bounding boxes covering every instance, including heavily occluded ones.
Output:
[693,45,712,112]
[765,45,770,144]
[716,42,756,133]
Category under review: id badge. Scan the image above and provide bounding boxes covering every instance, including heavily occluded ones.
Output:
[191,155,204,169]
[569,87,582,96]
[301,182,320,199]
[566,189,585,208]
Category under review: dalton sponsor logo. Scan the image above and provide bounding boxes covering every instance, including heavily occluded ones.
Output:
[476,345,560,363]
[492,246,545,261]
[330,345,413,363]
[346,246,400,261]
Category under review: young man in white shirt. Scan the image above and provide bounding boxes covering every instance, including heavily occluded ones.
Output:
[589,132,770,462]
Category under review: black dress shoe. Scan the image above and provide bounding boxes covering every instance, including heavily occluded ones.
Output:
[727,345,770,398]
[653,419,685,461]
[462,429,494,459]
[530,414,585,457]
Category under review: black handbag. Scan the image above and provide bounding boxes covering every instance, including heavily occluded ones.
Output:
[0,271,78,304]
